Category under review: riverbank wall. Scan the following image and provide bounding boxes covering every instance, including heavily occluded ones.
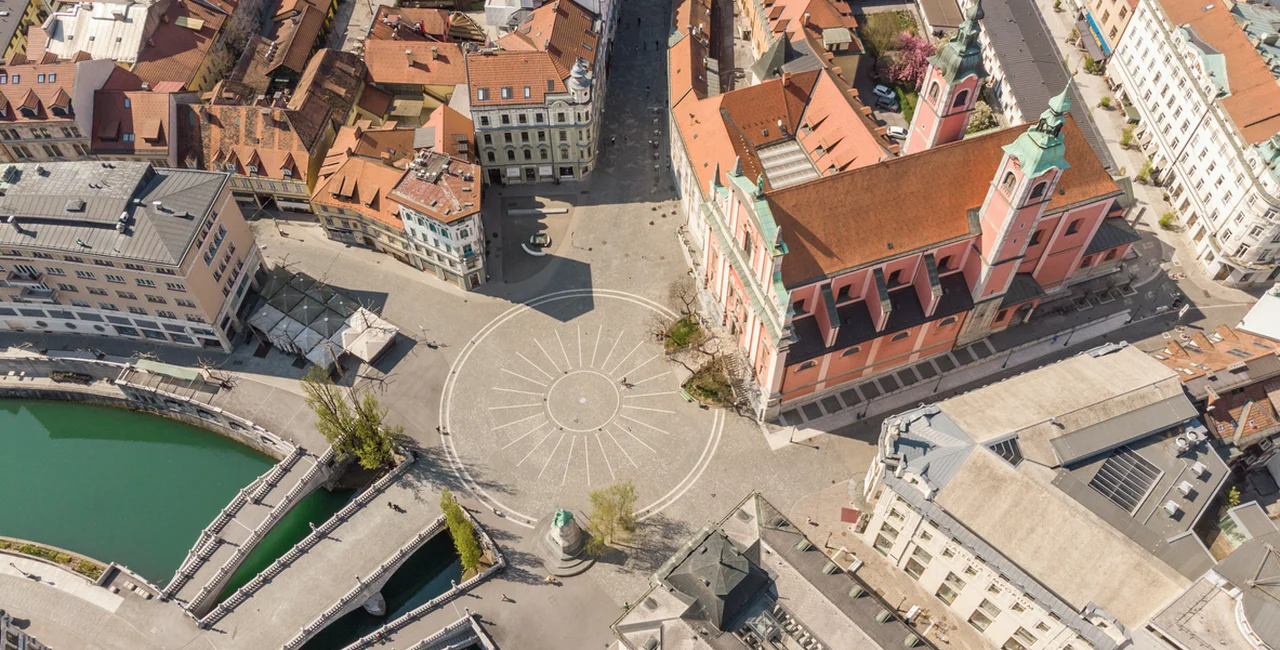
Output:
[0,351,294,460]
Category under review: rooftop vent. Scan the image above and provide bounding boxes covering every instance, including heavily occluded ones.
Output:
[1191,461,1208,478]
[1163,501,1181,517]
[1177,480,1195,497]
[64,199,85,212]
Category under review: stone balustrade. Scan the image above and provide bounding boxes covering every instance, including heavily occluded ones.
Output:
[338,505,508,650]
[197,451,417,630]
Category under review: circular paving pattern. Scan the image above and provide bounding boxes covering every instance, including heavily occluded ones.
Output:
[547,370,621,432]
[439,289,724,528]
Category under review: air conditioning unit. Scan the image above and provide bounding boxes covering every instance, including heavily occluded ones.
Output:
[1163,501,1181,517]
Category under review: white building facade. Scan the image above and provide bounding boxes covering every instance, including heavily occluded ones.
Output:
[471,58,602,185]
[1110,0,1280,285]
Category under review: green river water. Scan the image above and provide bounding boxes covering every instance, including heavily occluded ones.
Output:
[0,399,350,585]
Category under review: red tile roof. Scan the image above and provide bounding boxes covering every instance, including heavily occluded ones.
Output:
[766,118,1120,285]
[465,50,567,106]
[368,6,451,41]
[502,0,599,78]
[364,41,468,87]
[92,88,173,157]
[422,104,474,159]
[389,152,480,225]
[132,0,227,88]
[1159,0,1280,144]
[0,58,81,124]
[266,0,328,75]
[312,150,412,230]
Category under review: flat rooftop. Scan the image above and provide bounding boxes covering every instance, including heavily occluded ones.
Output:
[0,162,229,265]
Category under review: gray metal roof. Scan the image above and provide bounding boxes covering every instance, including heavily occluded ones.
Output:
[1050,395,1200,465]
[999,272,1045,308]
[892,406,978,490]
[1212,530,1280,648]
[1084,218,1143,257]
[974,0,1116,169]
[0,0,27,55]
[0,162,229,265]
[1184,353,1280,401]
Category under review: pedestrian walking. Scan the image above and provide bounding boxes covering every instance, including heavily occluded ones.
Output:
[638,16,641,26]
[611,135,616,146]
[620,376,627,385]
[501,593,511,602]
[645,85,650,96]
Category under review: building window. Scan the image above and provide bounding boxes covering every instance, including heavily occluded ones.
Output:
[952,89,969,109]
[969,600,1000,631]
[936,255,952,271]
[887,269,903,287]
[798,360,816,371]
[841,346,861,357]
[1104,249,1118,261]
[1066,218,1082,235]
[995,309,1008,322]
[507,150,515,161]
[928,81,940,104]
[874,534,893,555]
[1029,182,1047,199]
[1080,256,1094,268]
[891,331,911,341]
[905,547,932,579]
[483,134,492,145]
[792,299,806,315]
[936,573,965,604]
[1001,171,1017,194]
[939,316,957,326]
[1029,229,1043,245]
[487,152,495,162]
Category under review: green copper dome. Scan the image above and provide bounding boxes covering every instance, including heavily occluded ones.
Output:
[1002,86,1073,178]
[928,0,988,84]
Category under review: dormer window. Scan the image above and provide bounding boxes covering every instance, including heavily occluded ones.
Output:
[281,168,292,178]
[47,73,54,82]
[11,74,18,83]
[36,74,43,83]
[19,107,35,118]
[523,86,531,98]
[123,133,134,142]
[124,98,131,109]
[501,87,512,99]
[246,164,258,174]
[0,75,8,83]
[223,162,235,172]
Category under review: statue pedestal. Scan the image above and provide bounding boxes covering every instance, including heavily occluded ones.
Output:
[532,510,595,577]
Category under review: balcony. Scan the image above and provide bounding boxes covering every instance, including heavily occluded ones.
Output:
[18,285,57,303]
[6,269,44,286]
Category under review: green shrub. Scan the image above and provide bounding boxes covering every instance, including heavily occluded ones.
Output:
[1136,159,1155,184]
[896,85,919,123]
[683,361,735,405]
[1159,212,1178,230]
[1099,96,1112,109]
[665,316,703,351]
[1120,125,1134,148]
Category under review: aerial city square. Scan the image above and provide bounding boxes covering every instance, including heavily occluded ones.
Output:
[1,0,1280,646]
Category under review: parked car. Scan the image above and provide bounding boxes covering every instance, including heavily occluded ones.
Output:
[887,125,908,140]
[530,233,552,248]
[872,84,896,101]
[876,97,900,112]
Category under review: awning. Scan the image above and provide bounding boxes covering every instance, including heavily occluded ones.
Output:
[1123,102,1140,123]
[1076,18,1106,61]
[135,359,203,381]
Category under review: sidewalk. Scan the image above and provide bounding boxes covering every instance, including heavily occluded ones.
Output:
[1031,0,1260,309]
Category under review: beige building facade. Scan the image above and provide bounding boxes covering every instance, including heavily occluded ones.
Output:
[0,161,260,350]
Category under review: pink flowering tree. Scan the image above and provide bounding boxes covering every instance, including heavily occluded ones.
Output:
[887,33,936,89]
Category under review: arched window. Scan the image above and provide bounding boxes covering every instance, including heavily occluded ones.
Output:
[891,331,911,341]
[887,269,903,287]
[1029,181,1047,199]
[1001,171,1017,194]
[952,89,970,109]
[928,82,941,104]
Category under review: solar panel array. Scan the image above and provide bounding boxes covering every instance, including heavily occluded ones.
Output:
[1088,446,1162,513]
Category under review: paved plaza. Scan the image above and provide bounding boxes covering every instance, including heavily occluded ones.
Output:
[442,289,723,527]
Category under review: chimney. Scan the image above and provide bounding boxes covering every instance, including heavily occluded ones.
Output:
[405,48,414,66]
[781,72,791,87]
[803,12,811,26]
[431,46,439,60]
[141,81,150,91]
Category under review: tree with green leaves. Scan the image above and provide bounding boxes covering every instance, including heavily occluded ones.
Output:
[301,367,400,470]
[440,488,484,573]
[585,481,638,556]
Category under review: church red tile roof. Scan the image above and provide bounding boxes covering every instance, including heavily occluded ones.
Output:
[766,117,1120,286]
